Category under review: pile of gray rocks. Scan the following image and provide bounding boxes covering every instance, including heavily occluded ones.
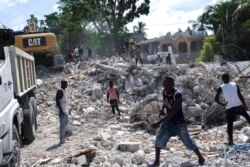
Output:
[20,59,250,167]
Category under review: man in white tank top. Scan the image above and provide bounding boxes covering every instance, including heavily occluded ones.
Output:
[56,79,69,144]
[215,73,250,145]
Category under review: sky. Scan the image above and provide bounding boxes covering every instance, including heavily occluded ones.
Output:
[0,0,221,39]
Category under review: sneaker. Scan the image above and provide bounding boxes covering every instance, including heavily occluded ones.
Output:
[223,141,235,146]
[198,157,205,166]
[59,139,65,145]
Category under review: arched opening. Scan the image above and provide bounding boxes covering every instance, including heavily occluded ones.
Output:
[178,42,187,53]
[162,43,173,52]
[162,44,168,52]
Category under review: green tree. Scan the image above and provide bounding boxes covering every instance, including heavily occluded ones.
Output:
[206,1,240,45]
[232,0,250,59]
[58,0,150,48]
[185,26,192,35]
[44,12,64,35]
[189,13,212,31]
[194,0,250,60]
[196,36,220,62]
[178,28,183,32]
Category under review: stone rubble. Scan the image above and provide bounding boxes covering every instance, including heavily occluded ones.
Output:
[20,59,250,167]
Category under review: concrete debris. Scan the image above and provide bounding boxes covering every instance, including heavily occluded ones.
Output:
[95,63,129,76]
[36,79,43,87]
[113,156,124,166]
[72,120,82,126]
[91,84,103,100]
[20,59,250,167]
[117,142,140,153]
[131,150,145,165]
[75,155,88,166]
[238,134,249,143]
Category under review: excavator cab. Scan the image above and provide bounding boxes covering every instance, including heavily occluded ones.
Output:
[14,32,58,66]
[13,20,64,67]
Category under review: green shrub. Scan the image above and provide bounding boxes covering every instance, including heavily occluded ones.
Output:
[196,36,219,62]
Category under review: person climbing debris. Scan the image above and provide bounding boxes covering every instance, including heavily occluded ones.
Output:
[129,39,143,66]
[149,76,205,167]
[215,73,250,146]
[107,80,121,117]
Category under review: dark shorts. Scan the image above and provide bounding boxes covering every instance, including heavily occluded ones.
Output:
[155,123,197,150]
[110,99,118,106]
[226,105,247,120]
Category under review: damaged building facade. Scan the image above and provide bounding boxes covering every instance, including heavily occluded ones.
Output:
[138,31,207,63]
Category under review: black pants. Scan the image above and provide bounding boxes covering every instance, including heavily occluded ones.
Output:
[135,57,143,66]
[110,99,120,116]
[226,105,250,143]
[135,52,143,66]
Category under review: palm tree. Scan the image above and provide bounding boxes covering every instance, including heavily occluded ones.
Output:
[133,21,147,33]
[195,0,250,60]
[204,1,239,44]
[233,0,250,23]
[189,12,212,31]
[205,0,250,60]
[185,26,192,35]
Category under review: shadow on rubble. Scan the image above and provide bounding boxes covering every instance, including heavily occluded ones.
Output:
[130,120,158,135]
[67,152,96,167]
[46,144,62,151]
[203,105,228,128]
[35,65,64,78]
[85,152,96,167]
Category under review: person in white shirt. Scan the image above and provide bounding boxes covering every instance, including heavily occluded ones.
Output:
[73,46,80,61]
[56,79,69,144]
[215,73,250,145]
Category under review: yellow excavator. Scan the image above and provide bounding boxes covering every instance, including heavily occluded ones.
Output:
[14,20,64,67]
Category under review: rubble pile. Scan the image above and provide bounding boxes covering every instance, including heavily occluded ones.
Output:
[21,59,250,167]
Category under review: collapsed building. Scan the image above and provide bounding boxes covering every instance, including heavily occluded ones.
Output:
[21,57,250,167]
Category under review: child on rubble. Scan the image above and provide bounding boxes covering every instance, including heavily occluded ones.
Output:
[149,76,205,166]
[107,80,121,117]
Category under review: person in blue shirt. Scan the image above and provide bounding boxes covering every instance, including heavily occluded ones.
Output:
[149,76,205,166]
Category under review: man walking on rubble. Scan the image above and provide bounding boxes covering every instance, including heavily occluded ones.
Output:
[107,80,121,117]
[215,73,250,145]
[56,79,70,144]
[73,46,80,61]
[166,53,171,65]
[149,76,205,167]
[87,46,92,60]
[78,45,83,60]
[129,39,143,66]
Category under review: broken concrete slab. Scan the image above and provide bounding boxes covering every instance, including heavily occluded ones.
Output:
[117,142,140,153]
